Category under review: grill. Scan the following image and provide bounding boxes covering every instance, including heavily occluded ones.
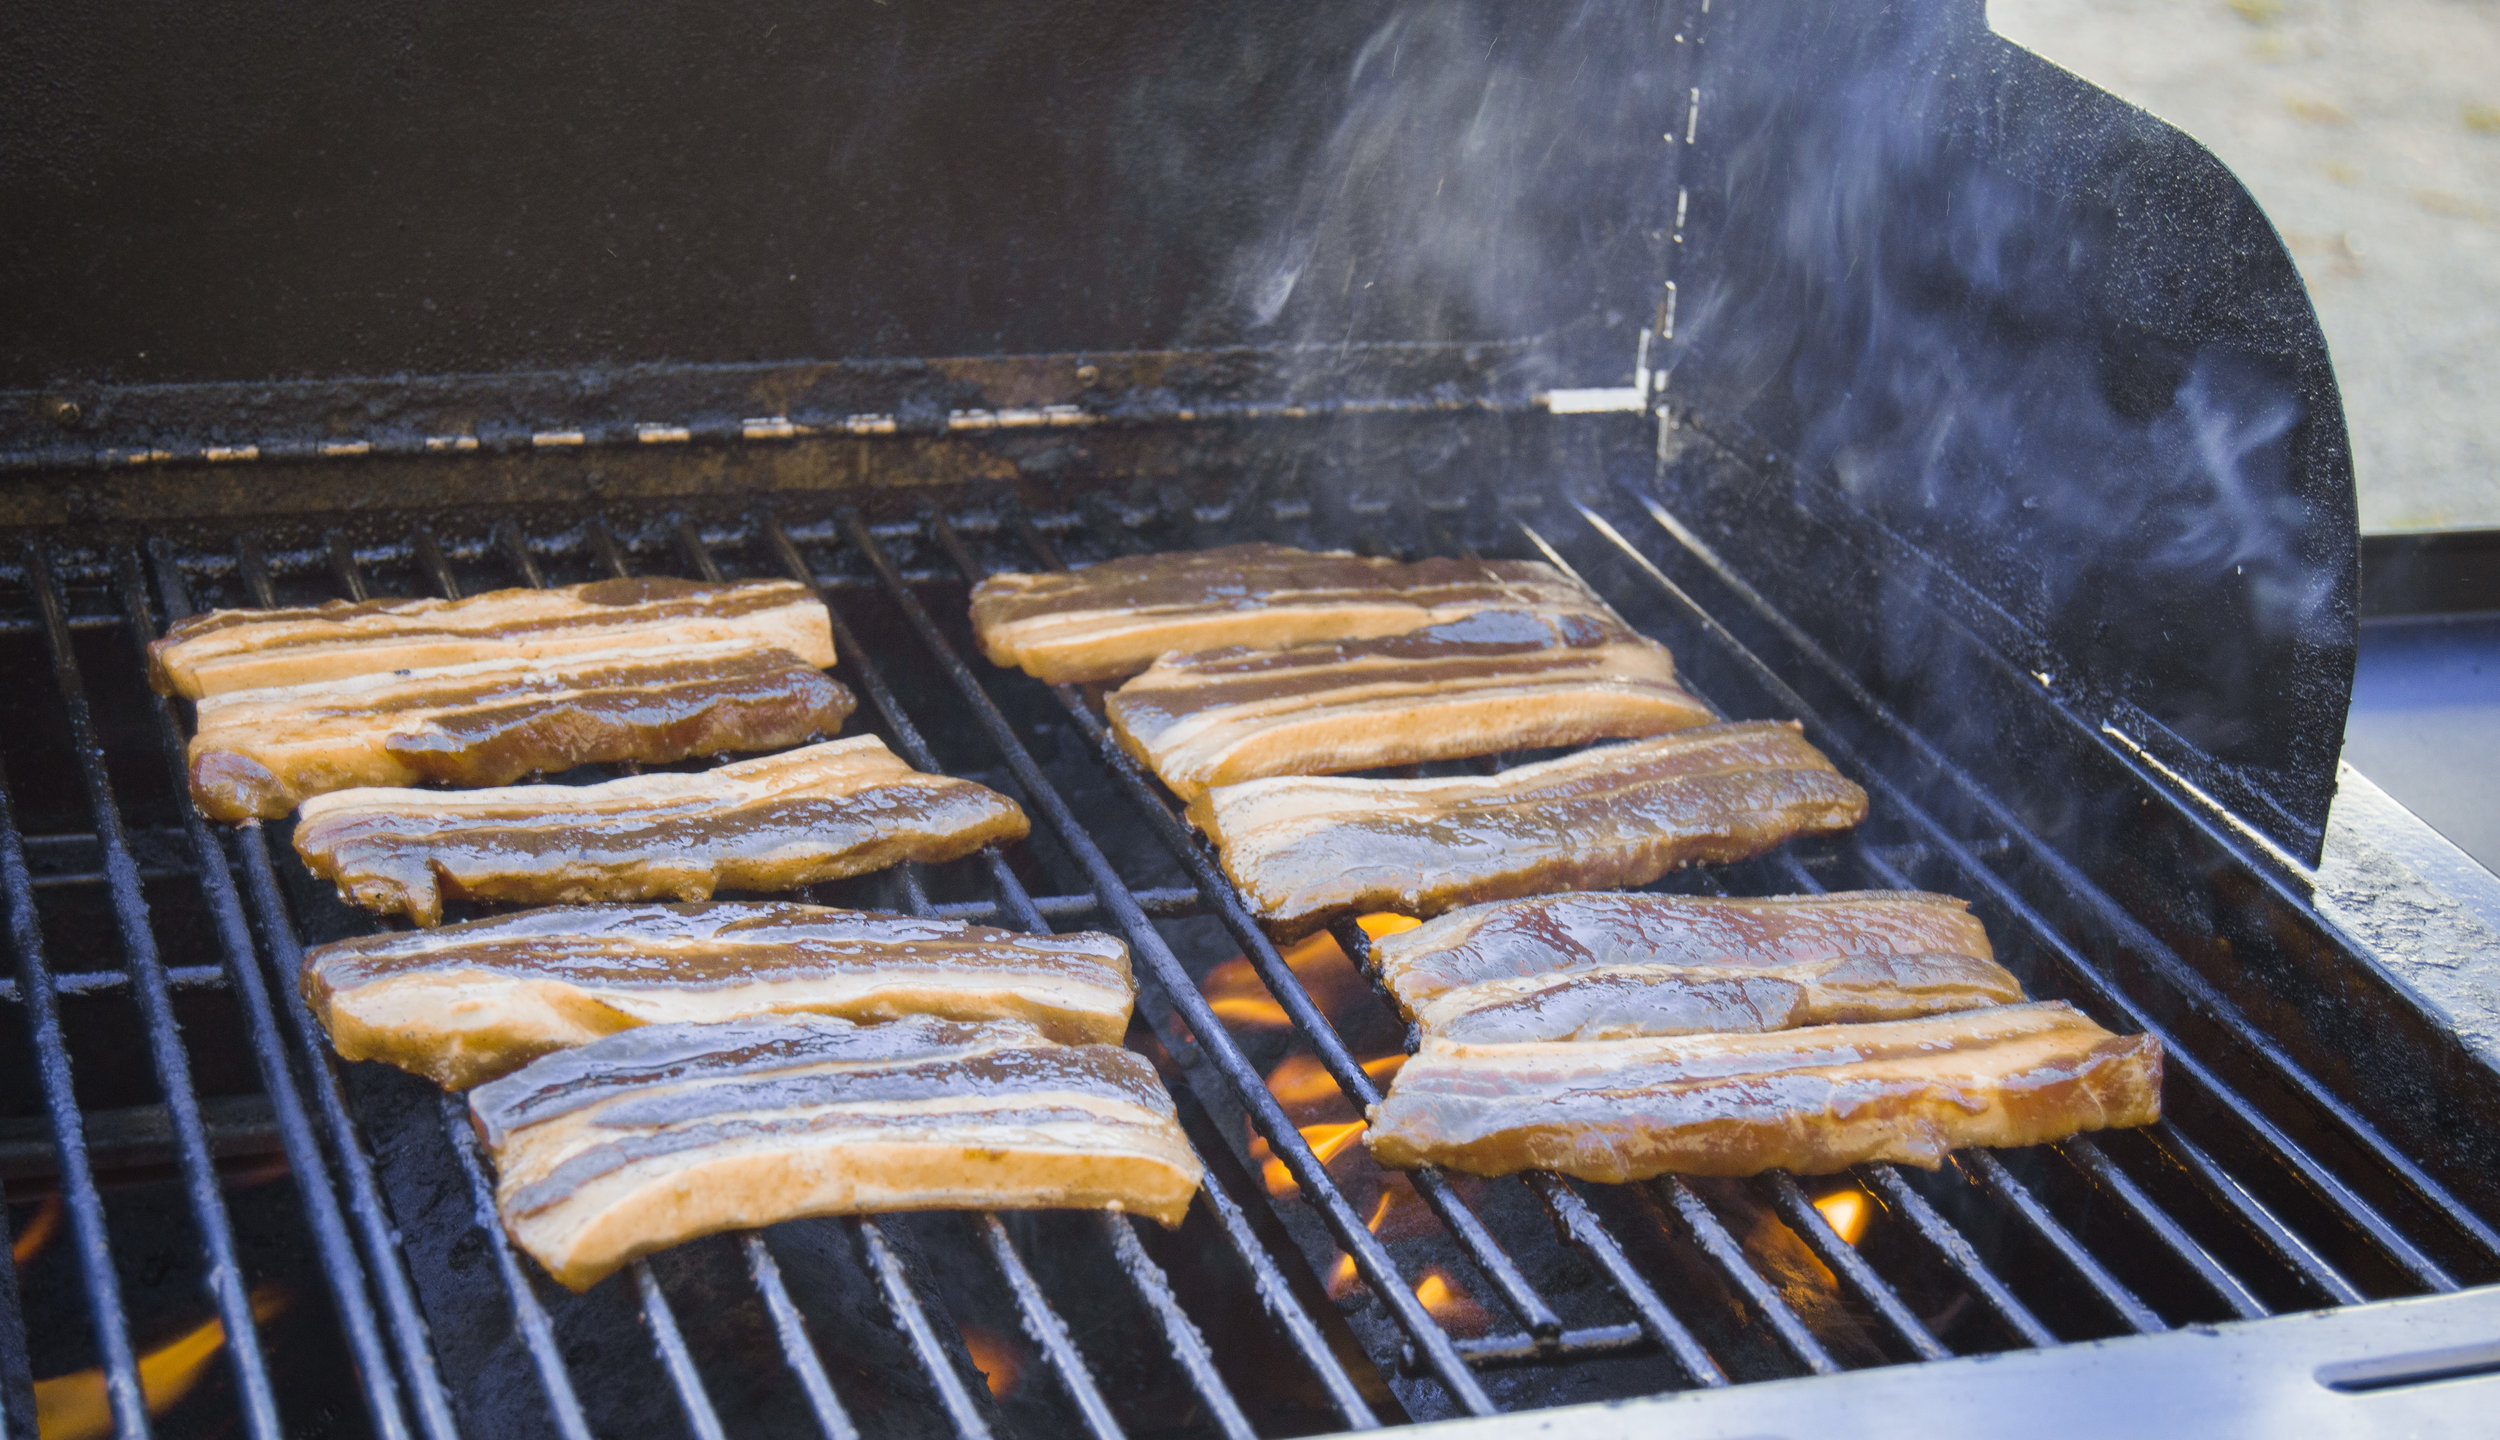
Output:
[7,1,2500,1436]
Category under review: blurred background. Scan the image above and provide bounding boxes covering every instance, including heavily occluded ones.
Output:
[1994,0,2500,871]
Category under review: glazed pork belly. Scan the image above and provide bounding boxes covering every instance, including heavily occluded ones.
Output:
[185,640,853,822]
[304,902,1135,1088]
[474,1013,1203,1290]
[1106,608,1715,801]
[149,576,836,698]
[969,542,1617,685]
[1372,890,2020,1043]
[1185,721,1868,938]
[293,736,1029,925]
[1365,1001,2162,1181]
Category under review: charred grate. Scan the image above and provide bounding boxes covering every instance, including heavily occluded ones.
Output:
[1,488,2496,1439]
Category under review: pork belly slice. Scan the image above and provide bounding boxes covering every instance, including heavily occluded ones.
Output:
[187,640,853,823]
[1374,890,2018,1043]
[970,542,1617,685]
[150,576,835,698]
[1185,721,1868,938]
[293,736,1030,926]
[1107,609,1716,801]
[473,1013,1203,1290]
[305,902,1135,1088]
[1365,1002,2162,1181]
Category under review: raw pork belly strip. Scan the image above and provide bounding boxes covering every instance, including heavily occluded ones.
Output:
[1185,721,1869,938]
[150,576,836,698]
[187,640,853,822]
[1374,890,2019,1043]
[304,902,1134,1088]
[969,542,1617,685]
[1107,608,1716,800]
[474,1013,1203,1289]
[293,736,1029,925]
[1365,1002,2163,1181]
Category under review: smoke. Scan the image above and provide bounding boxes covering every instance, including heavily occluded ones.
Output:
[1666,0,2351,837]
[1161,3,1682,379]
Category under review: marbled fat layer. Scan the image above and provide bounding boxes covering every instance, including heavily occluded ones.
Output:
[304,901,1135,1087]
[473,1013,1202,1289]
[293,736,1029,925]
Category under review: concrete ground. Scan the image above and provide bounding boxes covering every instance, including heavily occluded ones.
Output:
[1991,0,2500,533]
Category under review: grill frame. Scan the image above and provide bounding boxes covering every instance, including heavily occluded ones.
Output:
[3,465,2495,1437]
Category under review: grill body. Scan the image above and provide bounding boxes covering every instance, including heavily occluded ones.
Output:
[4,2,2498,1437]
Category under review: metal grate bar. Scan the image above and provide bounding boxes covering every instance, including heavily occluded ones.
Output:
[1755,1174,1952,1362]
[1956,1150,2165,1335]
[1860,1166,2058,1349]
[326,533,370,602]
[1569,506,2463,1292]
[0,965,223,1000]
[741,1235,862,1440]
[1662,859,2049,1352]
[633,1262,731,1440]
[976,1217,1126,1440]
[109,549,428,1440]
[1010,631,1570,1343]
[1844,845,2365,1306]
[1523,1173,1727,1386]
[1753,850,2166,1334]
[1323,916,1726,1388]
[1646,1179,1842,1374]
[496,524,546,590]
[929,889,1203,924]
[22,547,286,1439]
[832,509,1498,1414]
[1100,1213,1259,1440]
[0,770,147,1440]
[856,1217,994,1440]
[465,523,802,1440]
[439,1091,597,1440]
[935,521,1650,1344]
[753,509,1379,1430]
[2060,1137,2269,1321]
[684,519,1152,1438]
[209,535,501,1440]
[229,827,468,1438]
[1619,492,2500,1268]
[2133,1118,2363,1306]
[297,526,687,1436]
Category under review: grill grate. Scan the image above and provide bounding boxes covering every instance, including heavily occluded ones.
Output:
[2,486,2495,1438]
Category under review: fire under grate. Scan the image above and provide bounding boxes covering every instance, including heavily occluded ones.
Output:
[3,487,2497,1440]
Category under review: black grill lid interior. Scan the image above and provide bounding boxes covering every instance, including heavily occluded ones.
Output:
[0,0,2353,861]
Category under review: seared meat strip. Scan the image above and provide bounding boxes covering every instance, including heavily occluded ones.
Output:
[187,640,852,822]
[1365,1002,2162,1180]
[293,737,1029,925]
[970,542,1617,684]
[1186,722,1868,938]
[1374,890,2019,1043]
[150,576,835,698]
[305,902,1134,1088]
[474,1014,1203,1290]
[1107,608,1715,800]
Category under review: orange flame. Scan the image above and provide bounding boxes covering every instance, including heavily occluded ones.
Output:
[1812,1186,1871,1246]
[1356,913,1423,940]
[36,1283,289,1440]
[959,1327,1022,1400]
[14,1195,61,1268]
[1262,1053,1408,1117]
[1254,1122,1368,1198]
[1200,931,1381,1032]
[1411,1269,1491,1336]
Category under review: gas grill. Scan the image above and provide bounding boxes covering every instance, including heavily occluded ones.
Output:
[5,1,2500,1436]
